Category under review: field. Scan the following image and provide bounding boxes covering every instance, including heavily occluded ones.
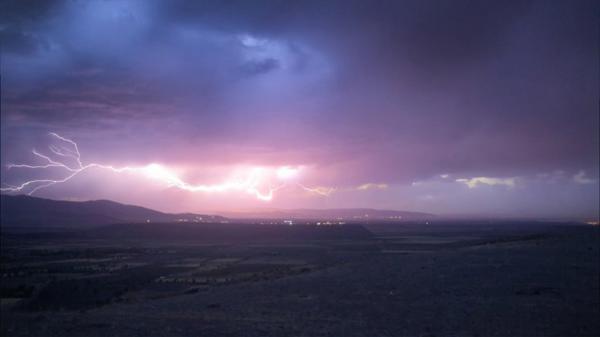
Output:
[1,222,598,337]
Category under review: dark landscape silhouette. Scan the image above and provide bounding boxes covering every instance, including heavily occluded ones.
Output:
[2,195,599,336]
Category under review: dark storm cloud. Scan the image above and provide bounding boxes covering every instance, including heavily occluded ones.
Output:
[1,0,598,216]
[240,58,280,75]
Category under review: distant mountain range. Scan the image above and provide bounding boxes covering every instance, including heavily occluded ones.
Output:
[220,208,434,221]
[0,195,434,230]
[0,195,226,229]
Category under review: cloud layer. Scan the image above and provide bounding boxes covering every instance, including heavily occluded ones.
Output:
[1,0,598,217]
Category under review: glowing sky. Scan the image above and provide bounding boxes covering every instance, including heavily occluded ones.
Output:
[1,0,598,218]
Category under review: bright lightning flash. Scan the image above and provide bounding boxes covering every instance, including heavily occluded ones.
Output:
[276,166,299,180]
[0,133,330,201]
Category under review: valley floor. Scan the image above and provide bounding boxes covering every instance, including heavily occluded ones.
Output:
[1,223,599,337]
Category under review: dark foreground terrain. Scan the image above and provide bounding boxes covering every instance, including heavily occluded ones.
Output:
[1,222,598,337]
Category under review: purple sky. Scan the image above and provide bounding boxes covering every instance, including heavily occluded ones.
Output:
[1,0,598,218]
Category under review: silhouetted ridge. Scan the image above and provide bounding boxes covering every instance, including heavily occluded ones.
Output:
[222,208,434,220]
[0,195,225,229]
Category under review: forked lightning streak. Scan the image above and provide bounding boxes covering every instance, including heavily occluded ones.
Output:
[1,133,331,201]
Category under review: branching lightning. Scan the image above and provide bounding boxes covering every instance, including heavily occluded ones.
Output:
[1,133,332,201]
[297,184,336,196]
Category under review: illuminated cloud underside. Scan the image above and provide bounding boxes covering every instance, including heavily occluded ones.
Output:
[357,183,388,190]
[456,177,516,189]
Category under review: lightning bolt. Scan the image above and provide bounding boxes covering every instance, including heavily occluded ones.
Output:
[297,184,336,196]
[1,133,332,201]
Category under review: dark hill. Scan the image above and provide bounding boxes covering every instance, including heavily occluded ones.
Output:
[0,194,225,230]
